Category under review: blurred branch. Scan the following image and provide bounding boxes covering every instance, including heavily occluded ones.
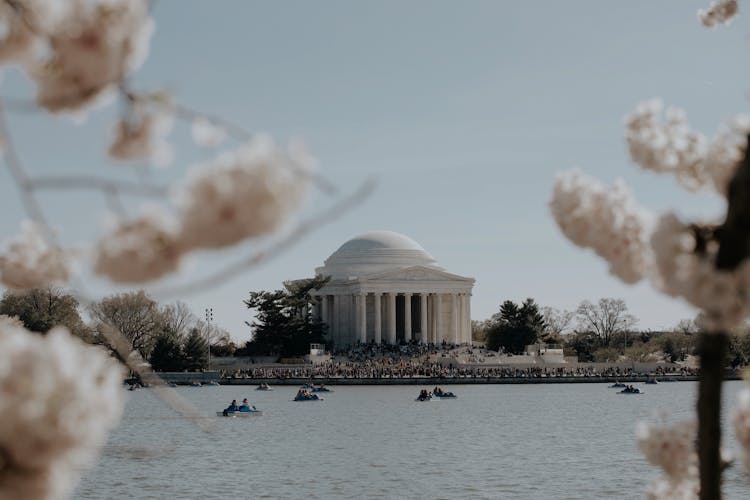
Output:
[29,175,168,197]
[152,177,376,299]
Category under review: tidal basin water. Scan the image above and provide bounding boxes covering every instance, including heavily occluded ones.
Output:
[77,381,750,499]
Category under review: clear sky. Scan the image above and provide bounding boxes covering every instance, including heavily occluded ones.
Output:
[0,1,748,341]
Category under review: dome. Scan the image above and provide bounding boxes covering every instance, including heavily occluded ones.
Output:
[316,230,441,279]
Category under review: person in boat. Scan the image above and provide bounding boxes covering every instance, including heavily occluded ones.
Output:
[223,399,239,416]
[433,387,442,395]
[239,398,254,411]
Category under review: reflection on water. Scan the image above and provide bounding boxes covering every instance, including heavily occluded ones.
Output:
[77,381,750,499]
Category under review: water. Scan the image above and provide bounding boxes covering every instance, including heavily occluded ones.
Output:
[76,381,750,499]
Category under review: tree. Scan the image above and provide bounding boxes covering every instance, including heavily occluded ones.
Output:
[89,290,161,359]
[471,319,492,343]
[158,302,196,340]
[485,298,545,354]
[575,298,637,346]
[0,288,93,341]
[540,306,575,343]
[564,330,600,362]
[149,332,184,372]
[182,328,208,371]
[244,275,329,356]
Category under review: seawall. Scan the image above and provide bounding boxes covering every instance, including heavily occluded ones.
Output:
[220,375,731,386]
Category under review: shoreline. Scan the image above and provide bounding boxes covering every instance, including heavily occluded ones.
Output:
[219,375,739,386]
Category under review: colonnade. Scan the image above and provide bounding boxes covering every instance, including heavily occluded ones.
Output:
[314,291,472,347]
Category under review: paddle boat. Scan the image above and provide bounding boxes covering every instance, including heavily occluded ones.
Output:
[301,383,334,393]
[645,378,659,385]
[256,383,273,391]
[294,389,324,401]
[190,381,202,387]
[431,387,457,398]
[416,389,432,401]
[217,408,263,417]
[619,385,643,394]
[609,382,626,388]
[218,399,262,416]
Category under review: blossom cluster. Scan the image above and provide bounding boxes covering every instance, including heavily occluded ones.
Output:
[0,0,154,113]
[650,213,750,331]
[93,135,313,283]
[0,222,70,290]
[625,99,750,195]
[108,98,175,167]
[0,316,124,499]
[549,169,653,284]
[636,420,700,499]
[698,0,739,27]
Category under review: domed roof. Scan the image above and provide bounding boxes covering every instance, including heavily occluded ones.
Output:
[316,231,441,279]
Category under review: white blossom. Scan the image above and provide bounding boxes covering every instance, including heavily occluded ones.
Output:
[698,0,739,27]
[108,104,174,167]
[29,0,154,112]
[191,117,226,148]
[549,169,654,284]
[174,135,312,250]
[0,321,124,499]
[0,221,71,290]
[637,420,698,479]
[637,419,700,500]
[93,211,183,283]
[625,99,750,195]
[733,387,750,474]
[0,0,69,64]
[645,477,699,500]
[650,213,750,331]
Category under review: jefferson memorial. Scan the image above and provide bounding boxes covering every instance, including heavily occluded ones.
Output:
[308,231,475,348]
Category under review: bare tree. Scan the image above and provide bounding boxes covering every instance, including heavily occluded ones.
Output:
[541,306,575,339]
[159,301,196,340]
[89,290,161,359]
[674,317,700,335]
[576,298,637,345]
[193,319,231,346]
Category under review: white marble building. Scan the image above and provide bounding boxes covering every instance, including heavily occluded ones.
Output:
[309,231,475,348]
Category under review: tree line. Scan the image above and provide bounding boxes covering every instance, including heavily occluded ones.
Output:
[474,297,750,367]
[0,288,234,372]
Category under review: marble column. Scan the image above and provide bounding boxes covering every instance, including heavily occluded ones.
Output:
[465,293,472,345]
[403,293,412,342]
[450,293,458,345]
[373,293,382,344]
[332,294,340,346]
[359,293,367,344]
[434,293,442,344]
[320,295,328,327]
[420,293,428,344]
[387,292,397,344]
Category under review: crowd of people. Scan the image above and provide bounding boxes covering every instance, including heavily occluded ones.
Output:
[221,343,701,381]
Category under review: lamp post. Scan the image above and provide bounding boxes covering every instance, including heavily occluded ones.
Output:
[205,308,213,371]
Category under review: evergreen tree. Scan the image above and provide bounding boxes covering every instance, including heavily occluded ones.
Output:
[485,298,545,354]
[244,275,329,356]
[183,328,208,371]
[149,332,184,372]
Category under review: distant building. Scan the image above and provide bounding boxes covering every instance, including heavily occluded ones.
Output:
[309,231,475,348]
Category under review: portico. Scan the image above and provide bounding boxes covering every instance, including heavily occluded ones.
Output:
[309,231,475,348]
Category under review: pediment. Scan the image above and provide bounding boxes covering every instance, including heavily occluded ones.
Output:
[361,265,473,283]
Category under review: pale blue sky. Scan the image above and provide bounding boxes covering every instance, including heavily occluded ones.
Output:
[0,1,747,340]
